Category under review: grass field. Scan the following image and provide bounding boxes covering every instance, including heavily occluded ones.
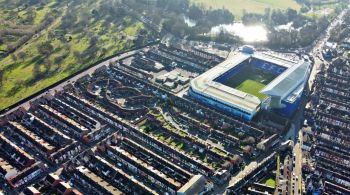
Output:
[191,0,301,19]
[235,80,268,100]
[265,178,276,187]
[221,65,276,100]
[0,0,148,110]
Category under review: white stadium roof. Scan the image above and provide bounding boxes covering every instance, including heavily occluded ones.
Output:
[253,52,298,68]
[260,61,310,100]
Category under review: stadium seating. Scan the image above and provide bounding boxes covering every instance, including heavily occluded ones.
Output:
[214,58,287,84]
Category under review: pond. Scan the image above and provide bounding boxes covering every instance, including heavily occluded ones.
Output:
[210,22,268,43]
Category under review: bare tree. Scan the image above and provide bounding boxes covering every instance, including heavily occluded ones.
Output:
[37,41,54,57]
[44,59,52,72]
[17,51,27,61]
[11,53,17,62]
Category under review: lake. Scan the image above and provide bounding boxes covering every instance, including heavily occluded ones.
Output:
[210,22,268,43]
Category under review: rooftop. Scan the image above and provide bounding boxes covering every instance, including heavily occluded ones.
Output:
[22,186,40,195]
[109,145,182,189]
[260,61,310,100]
[76,166,123,195]
[9,121,55,153]
[95,156,158,195]
[39,104,89,133]
[253,52,297,68]
[177,174,207,194]
[0,157,17,177]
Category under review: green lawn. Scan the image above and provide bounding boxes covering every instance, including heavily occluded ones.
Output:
[191,0,301,19]
[0,0,147,110]
[221,64,276,100]
[265,178,276,187]
[236,80,267,100]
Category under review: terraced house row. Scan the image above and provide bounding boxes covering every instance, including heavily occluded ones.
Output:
[305,58,350,194]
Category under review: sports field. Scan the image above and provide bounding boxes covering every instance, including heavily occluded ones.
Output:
[235,80,268,100]
[221,65,276,100]
[191,0,301,19]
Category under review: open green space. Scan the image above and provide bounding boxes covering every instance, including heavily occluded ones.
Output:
[221,65,276,100]
[264,178,276,187]
[236,80,268,100]
[0,0,151,110]
[191,0,301,19]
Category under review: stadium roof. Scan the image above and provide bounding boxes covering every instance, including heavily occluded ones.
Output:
[260,61,310,100]
[253,52,298,68]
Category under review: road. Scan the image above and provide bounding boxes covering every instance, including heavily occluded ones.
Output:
[291,130,303,194]
[1,50,139,117]
[308,7,349,88]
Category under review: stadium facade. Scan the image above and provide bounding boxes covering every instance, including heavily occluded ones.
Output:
[189,48,311,120]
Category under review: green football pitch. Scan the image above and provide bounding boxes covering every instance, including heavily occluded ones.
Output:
[221,65,276,100]
[235,80,268,100]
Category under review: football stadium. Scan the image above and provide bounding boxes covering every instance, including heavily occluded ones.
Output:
[189,46,311,120]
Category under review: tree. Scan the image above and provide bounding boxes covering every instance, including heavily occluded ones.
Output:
[242,13,264,25]
[44,59,52,72]
[270,10,288,25]
[26,7,36,24]
[79,10,90,27]
[188,5,203,20]
[238,132,245,138]
[300,6,310,14]
[264,8,271,20]
[11,53,17,62]
[242,136,256,145]
[157,0,189,13]
[37,41,54,56]
[257,142,265,151]
[206,9,234,25]
[286,8,297,21]
[89,36,99,46]
[101,48,107,55]
[63,43,71,52]
[54,55,65,65]
[73,51,82,60]
[17,51,26,61]
[61,10,77,30]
